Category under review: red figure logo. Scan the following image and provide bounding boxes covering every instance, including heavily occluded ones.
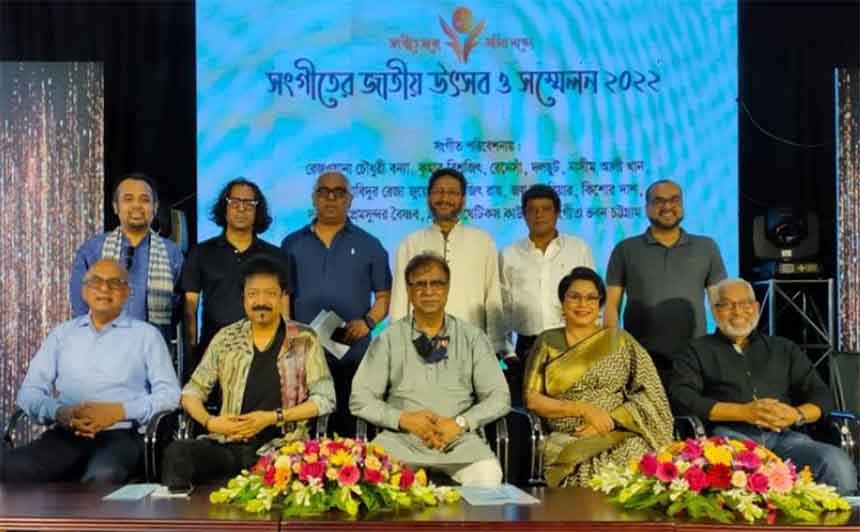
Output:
[439,7,485,63]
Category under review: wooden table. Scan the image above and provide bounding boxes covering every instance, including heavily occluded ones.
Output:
[0,484,856,531]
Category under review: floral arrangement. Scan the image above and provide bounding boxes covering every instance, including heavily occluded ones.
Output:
[210,436,460,516]
[589,436,851,524]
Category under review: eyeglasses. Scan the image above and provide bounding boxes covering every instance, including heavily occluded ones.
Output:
[648,195,682,208]
[715,300,756,311]
[84,276,128,291]
[429,188,463,198]
[315,187,349,199]
[244,289,282,299]
[564,292,601,305]
[226,197,259,209]
[407,279,449,292]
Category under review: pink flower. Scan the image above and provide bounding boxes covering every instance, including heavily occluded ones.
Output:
[747,472,770,493]
[639,454,659,477]
[400,467,415,489]
[338,464,360,486]
[743,439,758,451]
[735,450,762,471]
[263,465,276,486]
[304,440,320,455]
[656,462,679,482]
[683,466,709,492]
[299,461,326,481]
[766,463,794,493]
[363,467,383,485]
[250,455,272,475]
[681,440,703,461]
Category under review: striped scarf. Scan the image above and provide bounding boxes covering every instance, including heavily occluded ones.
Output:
[101,227,174,326]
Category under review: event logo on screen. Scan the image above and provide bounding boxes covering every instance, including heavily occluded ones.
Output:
[439,7,485,63]
[387,6,532,62]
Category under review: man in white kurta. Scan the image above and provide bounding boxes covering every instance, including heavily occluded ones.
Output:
[501,184,595,359]
[350,253,510,486]
[390,168,506,353]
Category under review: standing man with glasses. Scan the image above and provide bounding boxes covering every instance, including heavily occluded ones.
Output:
[669,278,857,495]
[390,168,507,357]
[70,172,184,340]
[181,178,289,379]
[2,259,180,484]
[604,180,727,383]
[281,171,391,437]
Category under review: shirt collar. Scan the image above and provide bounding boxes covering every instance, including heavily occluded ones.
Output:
[524,231,562,252]
[430,220,461,235]
[306,218,355,235]
[79,311,133,329]
[216,232,261,250]
[643,227,690,247]
[713,328,762,350]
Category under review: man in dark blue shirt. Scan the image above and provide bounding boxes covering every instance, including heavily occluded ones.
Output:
[281,171,392,436]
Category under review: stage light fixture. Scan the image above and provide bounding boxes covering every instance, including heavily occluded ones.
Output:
[753,207,821,278]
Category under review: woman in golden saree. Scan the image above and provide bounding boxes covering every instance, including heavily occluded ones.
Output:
[523,267,673,487]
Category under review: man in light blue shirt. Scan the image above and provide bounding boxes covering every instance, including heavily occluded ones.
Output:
[69,172,184,340]
[2,259,180,484]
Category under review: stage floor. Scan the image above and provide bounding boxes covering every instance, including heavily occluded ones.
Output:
[0,484,856,531]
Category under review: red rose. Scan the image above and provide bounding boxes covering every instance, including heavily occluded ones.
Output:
[299,461,326,481]
[748,472,770,493]
[363,467,383,485]
[705,464,732,490]
[639,454,659,477]
[684,466,709,492]
[656,462,678,482]
[400,467,415,489]
[743,439,758,451]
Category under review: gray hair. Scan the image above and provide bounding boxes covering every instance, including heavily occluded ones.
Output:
[713,277,756,303]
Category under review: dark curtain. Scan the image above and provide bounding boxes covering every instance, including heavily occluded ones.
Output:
[739,1,859,279]
[0,0,198,244]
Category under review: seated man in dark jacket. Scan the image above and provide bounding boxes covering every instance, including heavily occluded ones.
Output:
[669,278,857,495]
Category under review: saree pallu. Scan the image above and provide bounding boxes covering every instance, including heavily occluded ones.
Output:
[523,327,673,487]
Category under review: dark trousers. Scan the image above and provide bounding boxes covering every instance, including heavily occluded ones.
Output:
[507,334,537,407]
[327,355,359,438]
[161,438,261,490]
[0,427,142,484]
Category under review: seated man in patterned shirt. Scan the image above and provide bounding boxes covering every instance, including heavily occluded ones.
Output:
[161,255,335,490]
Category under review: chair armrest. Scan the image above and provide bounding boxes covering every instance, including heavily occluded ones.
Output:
[144,408,181,482]
[674,415,707,440]
[826,412,857,463]
[313,413,330,440]
[510,407,545,485]
[3,409,28,449]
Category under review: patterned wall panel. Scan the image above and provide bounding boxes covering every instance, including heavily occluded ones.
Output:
[0,62,104,443]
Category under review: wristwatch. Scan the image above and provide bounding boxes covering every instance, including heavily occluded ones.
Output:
[455,415,469,432]
[362,315,377,330]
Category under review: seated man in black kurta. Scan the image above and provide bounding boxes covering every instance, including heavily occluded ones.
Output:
[161,256,335,489]
[669,278,857,495]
